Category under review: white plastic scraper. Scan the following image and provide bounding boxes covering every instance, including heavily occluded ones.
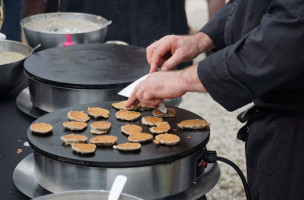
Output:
[118,74,167,113]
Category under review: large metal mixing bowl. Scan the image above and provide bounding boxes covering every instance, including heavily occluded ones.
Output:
[21,12,111,50]
[33,190,143,200]
[0,40,32,93]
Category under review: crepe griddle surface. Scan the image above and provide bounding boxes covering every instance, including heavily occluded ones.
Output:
[24,44,149,89]
[27,102,210,167]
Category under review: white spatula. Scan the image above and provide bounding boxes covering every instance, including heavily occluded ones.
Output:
[108,175,128,200]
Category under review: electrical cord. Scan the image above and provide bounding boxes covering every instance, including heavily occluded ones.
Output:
[207,151,252,200]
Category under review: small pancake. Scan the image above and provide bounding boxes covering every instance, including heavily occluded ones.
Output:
[67,111,90,122]
[90,121,111,131]
[113,142,141,151]
[90,135,117,146]
[149,121,171,134]
[61,134,88,145]
[63,121,87,131]
[72,143,96,154]
[30,122,53,134]
[112,101,152,111]
[87,107,110,119]
[90,128,108,135]
[141,116,163,126]
[116,110,141,121]
[128,132,153,143]
[154,133,180,145]
[177,119,210,129]
[152,108,176,117]
[121,124,143,135]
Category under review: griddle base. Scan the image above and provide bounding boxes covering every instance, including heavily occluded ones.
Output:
[13,154,220,200]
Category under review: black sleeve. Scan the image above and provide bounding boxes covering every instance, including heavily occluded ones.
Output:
[200,0,236,50]
[197,0,304,111]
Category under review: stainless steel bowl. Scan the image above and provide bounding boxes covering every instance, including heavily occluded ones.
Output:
[21,12,111,50]
[33,190,143,200]
[0,40,32,93]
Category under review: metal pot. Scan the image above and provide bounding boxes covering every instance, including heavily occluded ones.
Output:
[0,40,32,93]
[33,190,143,200]
[21,12,111,50]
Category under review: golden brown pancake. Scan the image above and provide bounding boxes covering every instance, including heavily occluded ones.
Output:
[152,108,176,118]
[90,121,111,131]
[90,135,117,146]
[141,116,163,126]
[30,123,53,134]
[128,132,153,143]
[87,107,110,119]
[149,121,171,134]
[121,124,143,135]
[114,142,141,151]
[177,119,210,129]
[112,101,152,111]
[154,133,180,145]
[72,143,96,154]
[67,111,90,122]
[61,134,88,145]
[63,121,87,131]
[90,128,108,135]
[116,110,141,121]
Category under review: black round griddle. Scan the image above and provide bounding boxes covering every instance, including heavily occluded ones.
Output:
[27,102,210,167]
[24,44,149,89]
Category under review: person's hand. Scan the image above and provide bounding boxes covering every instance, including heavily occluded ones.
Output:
[125,65,207,108]
[146,32,214,73]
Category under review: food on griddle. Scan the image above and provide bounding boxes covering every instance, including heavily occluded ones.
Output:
[71,143,96,154]
[112,100,137,110]
[113,142,141,151]
[30,122,53,134]
[128,132,153,143]
[154,133,180,145]
[112,100,152,111]
[116,110,141,121]
[90,129,108,135]
[177,119,210,129]
[63,121,87,131]
[149,121,171,134]
[67,111,90,122]
[121,124,143,135]
[87,107,110,119]
[90,135,117,146]
[152,108,176,118]
[141,116,163,126]
[90,121,111,131]
[61,134,88,145]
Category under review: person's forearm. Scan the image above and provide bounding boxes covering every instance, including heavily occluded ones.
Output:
[178,64,207,93]
[192,32,215,54]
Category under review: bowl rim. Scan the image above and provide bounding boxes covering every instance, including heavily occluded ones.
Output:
[20,12,111,34]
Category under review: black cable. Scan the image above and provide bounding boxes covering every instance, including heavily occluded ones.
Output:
[216,156,252,200]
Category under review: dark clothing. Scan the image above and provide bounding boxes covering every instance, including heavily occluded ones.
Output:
[198,0,304,199]
[1,0,24,41]
[50,0,189,47]
[199,0,304,112]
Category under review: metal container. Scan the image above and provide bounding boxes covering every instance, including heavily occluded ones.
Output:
[33,190,143,200]
[21,12,111,50]
[0,40,32,93]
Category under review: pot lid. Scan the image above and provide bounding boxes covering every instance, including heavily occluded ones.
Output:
[27,102,210,167]
[24,44,149,89]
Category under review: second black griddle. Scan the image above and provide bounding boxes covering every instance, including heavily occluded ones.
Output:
[27,102,210,167]
[24,43,149,89]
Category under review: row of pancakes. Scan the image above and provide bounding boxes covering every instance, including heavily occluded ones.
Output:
[30,101,210,155]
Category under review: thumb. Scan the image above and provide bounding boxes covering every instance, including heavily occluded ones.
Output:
[160,54,180,71]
